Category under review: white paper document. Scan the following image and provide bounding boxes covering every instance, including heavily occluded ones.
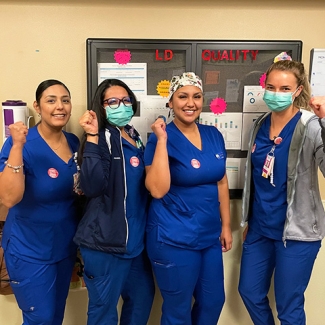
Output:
[226,158,246,190]
[199,112,242,150]
[98,63,147,95]
[310,49,325,96]
[243,86,269,113]
[131,95,171,145]
[225,79,239,103]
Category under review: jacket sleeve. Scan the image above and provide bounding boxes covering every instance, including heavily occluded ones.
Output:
[316,117,325,177]
[80,139,111,197]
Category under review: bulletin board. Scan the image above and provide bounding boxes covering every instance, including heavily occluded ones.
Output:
[86,38,302,198]
[309,48,325,97]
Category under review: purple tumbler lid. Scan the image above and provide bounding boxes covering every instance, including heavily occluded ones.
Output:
[2,100,27,106]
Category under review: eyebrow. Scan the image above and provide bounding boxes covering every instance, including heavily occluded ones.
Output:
[178,91,203,95]
[45,95,70,98]
[104,97,128,100]
[266,83,292,87]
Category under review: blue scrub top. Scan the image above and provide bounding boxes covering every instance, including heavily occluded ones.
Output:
[144,122,226,250]
[249,111,301,240]
[0,126,79,263]
[116,137,148,259]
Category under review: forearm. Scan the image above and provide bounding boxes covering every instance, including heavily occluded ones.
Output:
[0,144,25,207]
[218,174,232,251]
[218,175,231,227]
[145,139,170,198]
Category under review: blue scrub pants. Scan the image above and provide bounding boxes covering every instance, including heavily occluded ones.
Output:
[4,247,75,325]
[80,247,155,325]
[146,226,225,325]
[238,229,321,325]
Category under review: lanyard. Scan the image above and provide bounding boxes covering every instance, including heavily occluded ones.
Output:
[261,137,282,187]
[73,152,83,195]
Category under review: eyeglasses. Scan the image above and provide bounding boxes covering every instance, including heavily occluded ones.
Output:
[103,96,133,109]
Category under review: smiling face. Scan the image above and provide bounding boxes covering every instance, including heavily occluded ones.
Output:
[34,84,72,129]
[169,85,203,125]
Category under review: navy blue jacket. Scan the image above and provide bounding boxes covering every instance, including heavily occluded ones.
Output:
[74,124,127,253]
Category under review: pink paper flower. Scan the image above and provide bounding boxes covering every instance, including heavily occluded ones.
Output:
[210,98,227,114]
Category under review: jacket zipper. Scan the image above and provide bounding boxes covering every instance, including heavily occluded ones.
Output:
[118,127,129,247]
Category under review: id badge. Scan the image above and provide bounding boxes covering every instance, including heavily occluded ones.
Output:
[73,172,83,195]
[262,154,275,178]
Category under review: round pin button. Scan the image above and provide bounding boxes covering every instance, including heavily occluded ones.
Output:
[274,137,282,145]
[130,156,140,167]
[191,159,201,169]
[48,168,59,178]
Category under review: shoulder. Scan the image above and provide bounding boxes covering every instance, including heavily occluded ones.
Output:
[254,112,269,127]
[103,124,120,138]
[97,126,122,155]
[198,123,222,137]
[301,110,320,131]
[147,131,158,145]
[198,123,216,131]
[299,110,323,142]
[165,121,175,133]
[64,131,79,142]
[26,125,41,141]
[102,125,121,144]
[300,109,316,126]
[24,126,44,151]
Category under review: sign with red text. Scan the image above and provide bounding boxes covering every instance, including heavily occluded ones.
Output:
[155,49,173,61]
[202,50,258,62]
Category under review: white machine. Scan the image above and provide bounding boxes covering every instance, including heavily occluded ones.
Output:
[2,100,33,143]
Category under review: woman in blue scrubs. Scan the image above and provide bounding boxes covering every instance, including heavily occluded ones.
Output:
[74,79,155,325]
[0,80,80,325]
[144,72,232,325]
[239,59,325,325]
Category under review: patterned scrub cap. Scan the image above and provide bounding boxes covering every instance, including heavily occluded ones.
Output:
[168,72,203,100]
[274,52,292,63]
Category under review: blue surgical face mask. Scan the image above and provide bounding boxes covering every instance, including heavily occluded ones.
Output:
[263,89,298,112]
[105,104,133,127]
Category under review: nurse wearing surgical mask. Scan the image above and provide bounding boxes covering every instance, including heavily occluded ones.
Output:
[239,58,325,325]
[74,79,155,325]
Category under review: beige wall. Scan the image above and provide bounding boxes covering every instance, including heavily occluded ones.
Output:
[0,0,325,324]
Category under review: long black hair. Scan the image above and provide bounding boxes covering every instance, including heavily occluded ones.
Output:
[78,79,137,165]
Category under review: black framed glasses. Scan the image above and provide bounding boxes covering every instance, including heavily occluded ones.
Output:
[103,96,133,109]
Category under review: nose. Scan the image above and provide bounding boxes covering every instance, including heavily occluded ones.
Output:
[187,97,195,107]
[56,100,64,109]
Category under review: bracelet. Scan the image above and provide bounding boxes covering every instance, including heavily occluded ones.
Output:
[85,133,99,137]
[5,160,24,173]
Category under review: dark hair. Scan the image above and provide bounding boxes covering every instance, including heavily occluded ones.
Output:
[265,60,311,110]
[35,79,71,104]
[89,78,137,131]
[78,79,137,165]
